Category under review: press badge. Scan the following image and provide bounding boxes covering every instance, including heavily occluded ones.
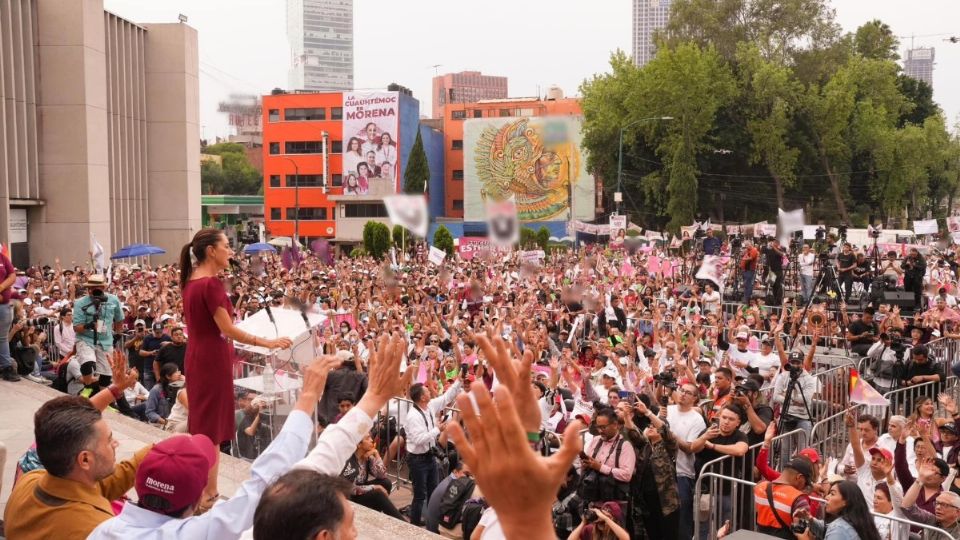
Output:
[96,320,105,333]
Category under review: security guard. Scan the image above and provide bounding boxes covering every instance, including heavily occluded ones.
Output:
[754,457,813,539]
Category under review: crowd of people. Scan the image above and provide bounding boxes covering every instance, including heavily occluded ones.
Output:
[2,226,960,539]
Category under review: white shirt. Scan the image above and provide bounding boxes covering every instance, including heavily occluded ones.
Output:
[800,252,816,277]
[91,406,373,540]
[477,506,504,539]
[750,352,781,380]
[124,382,149,407]
[54,322,76,357]
[404,380,463,455]
[667,405,707,478]
[726,347,758,379]
[702,291,721,314]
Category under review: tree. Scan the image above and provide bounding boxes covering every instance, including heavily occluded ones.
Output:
[897,76,940,127]
[362,221,391,260]
[403,130,430,193]
[519,227,537,249]
[854,20,898,61]
[433,225,454,257]
[391,225,409,249]
[535,227,550,251]
[201,142,261,195]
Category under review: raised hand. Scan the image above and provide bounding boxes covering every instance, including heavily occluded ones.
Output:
[470,332,541,434]
[357,332,406,416]
[110,349,139,390]
[447,383,582,540]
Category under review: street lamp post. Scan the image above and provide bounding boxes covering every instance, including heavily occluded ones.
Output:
[284,157,300,242]
[616,116,674,213]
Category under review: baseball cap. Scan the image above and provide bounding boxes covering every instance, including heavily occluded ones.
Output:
[152,322,164,331]
[941,422,959,435]
[735,331,749,340]
[797,448,821,464]
[736,379,760,393]
[784,457,814,480]
[134,319,146,328]
[868,447,894,462]
[136,434,217,514]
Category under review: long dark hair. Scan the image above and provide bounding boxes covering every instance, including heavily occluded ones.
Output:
[179,228,225,289]
[829,481,882,540]
[158,362,180,406]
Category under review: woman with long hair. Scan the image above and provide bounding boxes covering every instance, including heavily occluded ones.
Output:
[179,228,292,507]
[343,136,363,177]
[375,132,397,169]
[797,480,882,540]
[344,174,361,195]
[356,163,372,194]
[909,396,946,444]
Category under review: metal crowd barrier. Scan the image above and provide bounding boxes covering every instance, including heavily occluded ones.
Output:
[693,428,807,540]
[695,472,957,539]
[882,379,941,418]
[813,363,853,417]
[810,405,864,463]
[927,336,960,370]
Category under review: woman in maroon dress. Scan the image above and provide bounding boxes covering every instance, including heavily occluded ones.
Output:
[179,228,292,505]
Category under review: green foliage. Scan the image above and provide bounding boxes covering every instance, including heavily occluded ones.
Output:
[580,2,960,229]
[391,225,408,248]
[349,246,368,258]
[362,221,391,260]
[403,130,430,193]
[433,225,455,257]
[201,143,261,195]
[519,227,537,249]
[535,227,550,250]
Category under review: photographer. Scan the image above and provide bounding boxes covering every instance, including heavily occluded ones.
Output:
[799,244,816,303]
[846,307,879,356]
[901,345,945,390]
[771,340,818,464]
[72,274,124,387]
[865,331,909,393]
[903,248,926,308]
[579,408,635,506]
[763,239,786,304]
[836,243,857,303]
[690,404,749,540]
[732,377,774,448]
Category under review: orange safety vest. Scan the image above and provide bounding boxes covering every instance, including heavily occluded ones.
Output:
[754,481,803,531]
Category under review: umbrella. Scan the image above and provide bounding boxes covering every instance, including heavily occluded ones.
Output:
[242,242,277,254]
[110,243,166,260]
[267,237,303,248]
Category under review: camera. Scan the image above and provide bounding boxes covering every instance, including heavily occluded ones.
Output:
[582,507,599,524]
[792,519,808,534]
[653,371,677,390]
[25,317,50,327]
[89,288,105,304]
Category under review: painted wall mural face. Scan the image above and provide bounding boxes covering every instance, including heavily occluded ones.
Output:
[464,116,594,222]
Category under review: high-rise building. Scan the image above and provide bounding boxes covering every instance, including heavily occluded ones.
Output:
[287,0,354,91]
[632,0,672,67]
[904,47,935,87]
[431,71,508,119]
[0,0,200,266]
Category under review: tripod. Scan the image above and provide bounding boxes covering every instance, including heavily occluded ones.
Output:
[796,260,848,353]
[774,368,815,464]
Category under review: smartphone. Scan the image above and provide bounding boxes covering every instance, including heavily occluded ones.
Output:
[579,451,589,460]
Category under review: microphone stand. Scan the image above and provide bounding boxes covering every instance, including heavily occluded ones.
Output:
[230,258,279,339]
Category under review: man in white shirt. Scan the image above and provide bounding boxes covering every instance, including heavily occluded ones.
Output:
[668,381,707,540]
[799,244,816,302]
[725,330,759,379]
[701,283,721,315]
[404,377,463,526]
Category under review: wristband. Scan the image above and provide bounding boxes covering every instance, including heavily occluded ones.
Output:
[527,431,541,443]
[108,384,123,402]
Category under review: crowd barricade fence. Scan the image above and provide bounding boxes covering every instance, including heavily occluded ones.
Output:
[694,472,957,540]
[882,379,941,418]
[693,429,807,540]
[812,363,854,419]
[810,405,864,464]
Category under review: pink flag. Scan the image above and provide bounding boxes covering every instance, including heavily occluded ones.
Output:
[621,259,635,278]
[849,368,890,406]
[647,256,661,274]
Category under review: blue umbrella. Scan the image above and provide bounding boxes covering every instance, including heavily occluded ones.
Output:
[110,243,166,260]
[243,242,278,254]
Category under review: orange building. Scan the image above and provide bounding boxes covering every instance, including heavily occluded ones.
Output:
[262,92,344,241]
[441,96,582,219]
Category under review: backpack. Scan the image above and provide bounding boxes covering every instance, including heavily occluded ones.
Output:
[460,498,488,540]
[438,475,475,529]
[51,361,70,393]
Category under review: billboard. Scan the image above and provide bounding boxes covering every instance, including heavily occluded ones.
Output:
[342,91,400,195]
[464,116,594,222]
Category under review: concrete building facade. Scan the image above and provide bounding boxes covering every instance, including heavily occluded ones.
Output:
[0,0,200,267]
[904,47,935,87]
[287,0,353,91]
[431,71,507,119]
[632,0,671,67]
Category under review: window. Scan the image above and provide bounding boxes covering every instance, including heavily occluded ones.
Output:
[268,109,279,122]
[331,107,343,120]
[286,174,322,187]
[473,109,483,118]
[285,141,322,154]
[452,170,464,181]
[344,203,389,218]
[453,199,464,211]
[284,108,326,121]
[331,140,343,153]
[451,110,466,120]
[269,175,281,187]
[270,208,281,220]
[331,174,343,187]
[451,140,463,150]
[269,142,280,155]
[499,109,512,117]
[286,207,328,220]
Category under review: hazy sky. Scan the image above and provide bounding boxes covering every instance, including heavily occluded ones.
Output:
[103,0,960,139]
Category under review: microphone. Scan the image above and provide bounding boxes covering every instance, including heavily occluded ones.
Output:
[228,257,243,274]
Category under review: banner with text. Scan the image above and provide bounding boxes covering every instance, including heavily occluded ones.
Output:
[342,91,400,195]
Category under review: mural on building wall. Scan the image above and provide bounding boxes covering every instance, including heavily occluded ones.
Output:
[464,116,594,222]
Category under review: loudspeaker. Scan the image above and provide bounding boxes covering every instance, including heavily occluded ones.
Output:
[882,291,916,309]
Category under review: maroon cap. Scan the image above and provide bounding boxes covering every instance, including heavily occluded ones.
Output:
[135,434,217,513]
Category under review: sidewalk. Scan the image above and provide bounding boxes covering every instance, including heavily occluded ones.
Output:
[0,380,438,539]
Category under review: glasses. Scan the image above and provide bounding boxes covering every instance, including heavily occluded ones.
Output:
[680,389,698,396]
[935,501,960,509]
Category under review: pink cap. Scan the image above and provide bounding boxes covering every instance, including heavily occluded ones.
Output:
[135,434,217,513]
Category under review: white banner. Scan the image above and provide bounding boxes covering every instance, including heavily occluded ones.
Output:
[521,250,545,266]
[913,219,938,235]
[777,207,805,237]
[383,194,428,237]
[428,246,446,266]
